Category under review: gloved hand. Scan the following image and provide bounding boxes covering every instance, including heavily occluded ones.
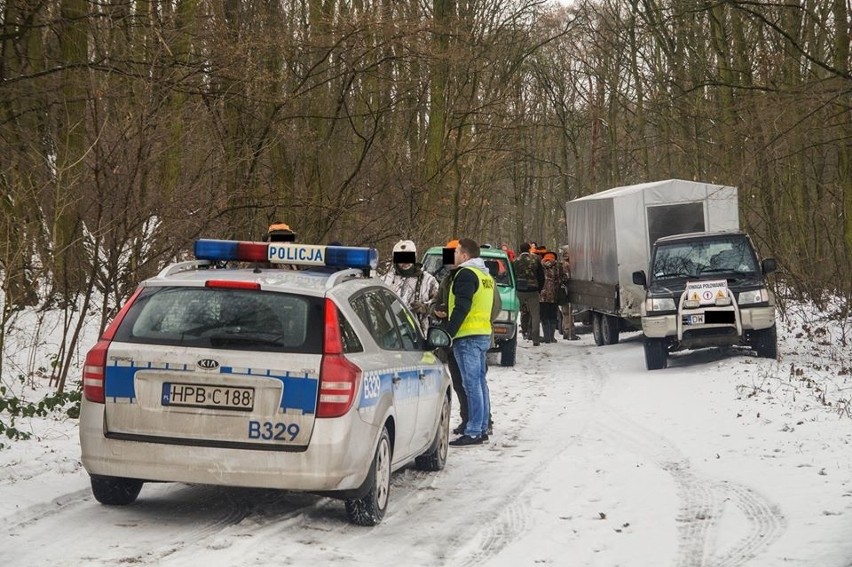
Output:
[410,300,427,315]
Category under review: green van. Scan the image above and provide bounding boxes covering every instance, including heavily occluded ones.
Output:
[421,245,520,366]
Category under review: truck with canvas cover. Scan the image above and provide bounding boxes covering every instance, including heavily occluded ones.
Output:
[563,179,739,346]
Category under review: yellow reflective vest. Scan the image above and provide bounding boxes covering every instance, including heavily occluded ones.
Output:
[449,267,495,338]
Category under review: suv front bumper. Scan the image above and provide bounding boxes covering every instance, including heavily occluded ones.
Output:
[642,305,776,339]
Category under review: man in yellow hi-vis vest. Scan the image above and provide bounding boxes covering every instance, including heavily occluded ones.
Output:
[446,238,495,447]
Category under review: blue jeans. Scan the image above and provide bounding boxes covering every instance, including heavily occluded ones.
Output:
[453,335,491,437]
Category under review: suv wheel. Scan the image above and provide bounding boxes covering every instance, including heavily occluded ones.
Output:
[753,325,778,359]
[644,338,668,370]
[346,428,391,526]
[499,335,517,366]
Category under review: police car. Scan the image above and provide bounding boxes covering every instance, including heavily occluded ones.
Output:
[79,240,453,526]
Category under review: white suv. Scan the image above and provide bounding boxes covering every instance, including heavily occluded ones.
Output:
[79,240,452,525]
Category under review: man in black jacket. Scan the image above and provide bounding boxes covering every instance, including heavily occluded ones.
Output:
[431,242,467,434]
[512,242,545,346]
[445,238,495,446]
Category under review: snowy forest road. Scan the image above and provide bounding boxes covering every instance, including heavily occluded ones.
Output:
[5,331,850,566]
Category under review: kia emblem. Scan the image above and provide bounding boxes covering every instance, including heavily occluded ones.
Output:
[197,359,220,370]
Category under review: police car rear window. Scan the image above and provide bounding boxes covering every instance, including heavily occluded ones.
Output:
[113,287,324,353]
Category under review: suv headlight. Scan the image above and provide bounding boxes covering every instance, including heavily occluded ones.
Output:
[645,297,676,312]
[738,288,770,305]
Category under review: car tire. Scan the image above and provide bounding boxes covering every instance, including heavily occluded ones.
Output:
[499,335,517,366]
[415,393,450,471]
[753,325,778,359]
[601,314,620,345]
[345,428,391,526]
[592,312,605,346]
[644,338,668,370]
[90,475,143,505]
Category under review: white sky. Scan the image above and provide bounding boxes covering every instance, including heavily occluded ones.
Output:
[1,300,851,566]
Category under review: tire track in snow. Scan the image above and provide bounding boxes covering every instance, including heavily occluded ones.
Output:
[593,404,786,567]
[448,346,608,566]
[5,488,92,534]
[4,484,323,566]
[663,459,721,566]
[711,482,786,567]
[153,487,336,556]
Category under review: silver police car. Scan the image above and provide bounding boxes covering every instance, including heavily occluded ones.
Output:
[79,240,452,526]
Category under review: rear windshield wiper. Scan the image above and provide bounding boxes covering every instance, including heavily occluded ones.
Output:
[207,331,287,348]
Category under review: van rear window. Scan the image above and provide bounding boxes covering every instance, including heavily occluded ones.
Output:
[113,287,324,353]
[647,203,706,251]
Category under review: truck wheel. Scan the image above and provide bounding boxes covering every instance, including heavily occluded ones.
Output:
[601,314,620,345]
[415,394,450,471]
[346,428,391,526]
[592,313,605,346]
[753,325,778,359]
[499,335,517,366]
[90,475,143,505]
[644,338,668,370]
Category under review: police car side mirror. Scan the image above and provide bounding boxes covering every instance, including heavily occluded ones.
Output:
[762,258,777,275]
[632,270,647,288]
[426,327,452,349]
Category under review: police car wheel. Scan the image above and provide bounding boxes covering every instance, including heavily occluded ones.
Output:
[90,474,143,505]
[345,428,391,526]
[416,393,450,471]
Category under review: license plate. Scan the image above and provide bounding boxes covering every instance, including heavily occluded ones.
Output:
[687,314,705,325]
[162,383,255,411]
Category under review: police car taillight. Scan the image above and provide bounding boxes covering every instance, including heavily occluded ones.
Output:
[318,299,361,418]
[83,340,109,403]
[82,287,142,404]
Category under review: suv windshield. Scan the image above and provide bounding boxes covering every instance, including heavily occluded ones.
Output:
[422,253,513,286]
[652,236,759,280]
[114,287,324,353]
[421,254,445,279]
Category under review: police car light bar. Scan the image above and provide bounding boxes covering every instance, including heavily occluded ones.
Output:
[194,239,378,270]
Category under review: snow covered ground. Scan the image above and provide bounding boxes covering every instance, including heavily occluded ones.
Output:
[1,299,851,566]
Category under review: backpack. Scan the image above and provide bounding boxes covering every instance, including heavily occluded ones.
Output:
[514,254,539,291]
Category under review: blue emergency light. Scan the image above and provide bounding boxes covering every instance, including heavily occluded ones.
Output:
[193,239,378,271]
